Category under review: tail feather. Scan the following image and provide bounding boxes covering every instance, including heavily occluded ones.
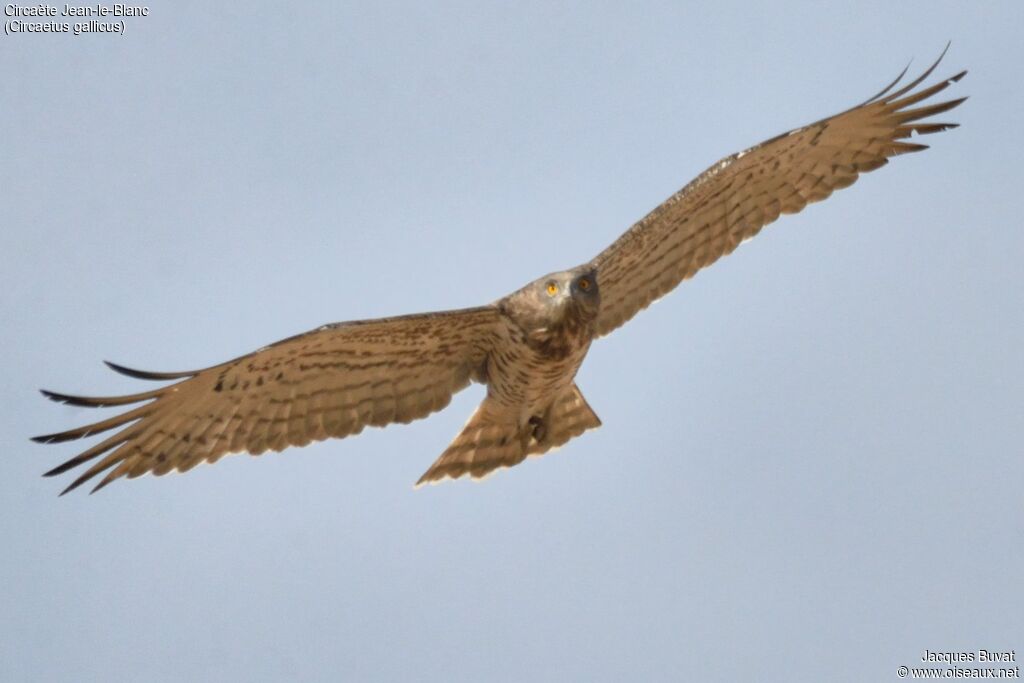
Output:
[415,383,601,488]
[525,383,601,457]
[414,402,523,487]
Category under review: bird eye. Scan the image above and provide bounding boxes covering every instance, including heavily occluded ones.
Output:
[578,278,590,291]
[546,282,558,296]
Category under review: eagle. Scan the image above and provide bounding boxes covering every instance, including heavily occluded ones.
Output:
[35,50,966,494]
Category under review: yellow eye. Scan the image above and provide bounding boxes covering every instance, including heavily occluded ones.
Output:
[578,278,590,291]
[546,282,558,296]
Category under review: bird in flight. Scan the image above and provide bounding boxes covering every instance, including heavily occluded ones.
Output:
[35,49,966,495]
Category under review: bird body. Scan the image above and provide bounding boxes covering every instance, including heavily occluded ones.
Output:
[491,268,598,410]
[35,50,967,494]
[417,267,601,485]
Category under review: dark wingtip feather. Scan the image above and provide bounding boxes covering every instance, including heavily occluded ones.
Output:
[40,389,69,404]
[40,389,107,408]
[54,465,94,494]
[90,478,114,495]
[893,142,930,155]
[895,122,960,139]
[32,426,95,444]
[881,44,954,105]
[59,479,82,496]
[859,46,960,110]
[31,427,101,444]
[58,462,113,495]
[43,455,92,477]
[104,360,193,381]
[861,61,911,106]
[39,387,162,408]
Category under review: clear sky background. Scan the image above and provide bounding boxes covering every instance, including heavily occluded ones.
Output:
[2,2,1021,681]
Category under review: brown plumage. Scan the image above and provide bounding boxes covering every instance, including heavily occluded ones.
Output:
[592,50,966,336]
[35,49,966,494]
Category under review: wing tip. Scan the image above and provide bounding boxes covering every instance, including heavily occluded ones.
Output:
[39,388,107,408]
[413,474,436,490]
[31,427,89,445]
[878,43,959,106]
[104,360,137,376]
[51,457,120,495]
[104,360,193,381]
[58,479,82,496]
[39,388,66,404]
[38,386,163,409]
[43,458,79,478]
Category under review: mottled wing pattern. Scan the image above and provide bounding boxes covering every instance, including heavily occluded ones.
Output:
[36,307,501,494]
[591,51,967,337]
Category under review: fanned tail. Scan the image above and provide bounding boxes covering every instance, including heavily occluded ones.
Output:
[415,383,601,488]
[525,383,601,457]
[415,400,524,487]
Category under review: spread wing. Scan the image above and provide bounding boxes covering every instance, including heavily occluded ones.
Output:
[35,306,501,494]
[591,48,967,337]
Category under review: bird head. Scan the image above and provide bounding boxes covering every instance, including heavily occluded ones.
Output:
[503,267,600,334]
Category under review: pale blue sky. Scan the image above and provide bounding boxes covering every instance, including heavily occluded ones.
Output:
[2,2,1022,681]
